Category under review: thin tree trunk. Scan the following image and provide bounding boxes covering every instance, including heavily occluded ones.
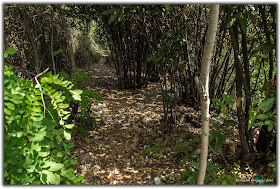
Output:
[214,53,230,99]
[229,24,251,163]
[194,4,219,185]
[51,28,56,75]
[259,5,274,80]
[55,5,76,75]
[241,28,256,152]
[22,6,41,74]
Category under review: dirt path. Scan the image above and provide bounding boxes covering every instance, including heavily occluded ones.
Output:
[68,60,276,185]
[71,60,200,185]
[70,60,274,185]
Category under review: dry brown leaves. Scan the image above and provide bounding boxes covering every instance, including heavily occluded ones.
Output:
[70,60,274,185]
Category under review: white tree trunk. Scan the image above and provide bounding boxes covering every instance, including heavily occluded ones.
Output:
[195,4,220,185]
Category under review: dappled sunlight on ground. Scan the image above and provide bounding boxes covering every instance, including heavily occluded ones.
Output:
[71,60,201,184]
[71,59,250,185]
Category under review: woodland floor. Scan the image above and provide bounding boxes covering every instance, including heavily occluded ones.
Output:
[71,59,275,185]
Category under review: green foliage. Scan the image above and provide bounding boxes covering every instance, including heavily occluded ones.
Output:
[177,149,219,184]
[247,108,257,130]
[173,94,240,184]
[165,174,175,184]
[58,69,102,137]
[52,49,65,57]
[4,64,85,184]
[208,123,226,153]
[249,82,276,131]
[77,88,102,137]
[73,69,90,82]
[212,93,235,116]
[266,153,276,176]
[210,93,237,152]
[209,167,239,184]
[145,142,165,158]
[161,89,172,105]
[176,142,193,155]
[178,149,241,185]
[102,6,125,24]
[254,43,276,54]
[225,16,236,28]
[4,48,17,58]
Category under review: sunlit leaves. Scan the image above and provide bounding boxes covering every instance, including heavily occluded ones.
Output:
[41,76,54,84]
[4,66,84,185]
[42,161,64,172]
[71,89,83,101]
[4,107,12,115]
[42,170,60,184]
[4,48,17,58]
[64,130,71,140]
[32,131,47,142]
[248,108,257,129]
[58,103,69,109]
[64,124,75,129]
[74,175,86,182]
[38,149,50,157]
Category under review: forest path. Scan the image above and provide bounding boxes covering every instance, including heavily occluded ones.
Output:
[71,59,197,185]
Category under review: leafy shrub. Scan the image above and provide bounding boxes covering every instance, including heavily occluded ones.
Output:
[266,153,276,175]
[145,142,165,158]
[59,69,103,137]
[251,81,276,132]
[210,93,237,152]
[176,149,219,184]
[248,81,276,175]
[176,142,193,155]
[177,148,241,185]
[4,64,85,184]
[76,87,102,137]
[58,69,102,137]
[175,93,239,185]
[212,93,236,117]
[209,167,238,185]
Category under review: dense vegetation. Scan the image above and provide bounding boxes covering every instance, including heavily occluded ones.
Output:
[4,4,276,185]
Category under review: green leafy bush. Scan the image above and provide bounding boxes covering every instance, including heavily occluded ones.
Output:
[256,82,276,131]
[58,69,102,137]
[248,80,276,132]
[4,47,17,58]
[176,142,193,155]
[210,93,237,152]
[4,64,85,184]
[209,167,239,185]
[248,82,276,176]
[145,142,165,158]
[266,153,276,175]
[176,149,219,184]
[176,93,239,185]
